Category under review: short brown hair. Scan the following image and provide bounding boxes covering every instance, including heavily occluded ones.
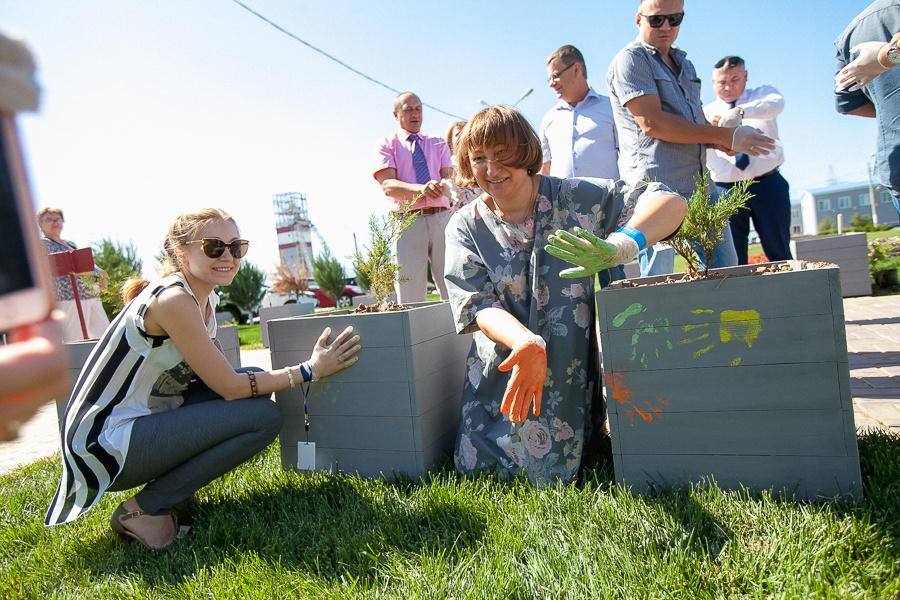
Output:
[547,45,587,80]
[455,106,543,187]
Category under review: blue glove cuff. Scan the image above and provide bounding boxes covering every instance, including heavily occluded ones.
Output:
[616,226,647,250]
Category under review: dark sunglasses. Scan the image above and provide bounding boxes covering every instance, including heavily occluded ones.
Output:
[639,11,685,28]
[184,237,249,259]
[714,56,744,69]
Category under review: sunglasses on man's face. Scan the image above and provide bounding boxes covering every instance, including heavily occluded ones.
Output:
[714,56,743,69]
[639,11,685,28]
[184,237,249,259]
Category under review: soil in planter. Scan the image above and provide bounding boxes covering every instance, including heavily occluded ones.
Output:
[353,300,410,313]
[614,260,837,288]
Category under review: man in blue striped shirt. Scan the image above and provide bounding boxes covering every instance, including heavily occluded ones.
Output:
[607,0,774,276]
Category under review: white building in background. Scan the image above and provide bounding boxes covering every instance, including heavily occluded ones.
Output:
[272,192,313,273]
[799,181,899,234]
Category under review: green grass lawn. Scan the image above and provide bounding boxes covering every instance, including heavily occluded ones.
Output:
[237,324,262,351]
[2,430,898,598]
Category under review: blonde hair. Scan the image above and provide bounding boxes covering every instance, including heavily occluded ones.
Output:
[36,207,64,224]
[445,120,467,155]
[122,208,238,303]
[455,105,543,187]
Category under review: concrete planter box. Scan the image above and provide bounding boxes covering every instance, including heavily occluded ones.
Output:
[596,260,862,500]
[215,325,241,368]
[259,303,314,348]
[57,340,99,423]
[790,232,871,297]
[268,301,471,479]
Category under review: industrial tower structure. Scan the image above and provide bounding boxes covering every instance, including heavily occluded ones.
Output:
[272,192,314,273]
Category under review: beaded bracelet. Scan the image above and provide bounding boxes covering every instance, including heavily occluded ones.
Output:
[246,370,258,398]
[287,367,296,388]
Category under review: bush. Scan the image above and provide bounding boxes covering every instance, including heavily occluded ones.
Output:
[869,236,900,272]
[269,260,310,297]
[224,261,267,315]
[91,237,143,319]
[818,218,836,235]
[850,212,873,229]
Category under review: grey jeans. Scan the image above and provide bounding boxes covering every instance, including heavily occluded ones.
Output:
[109,367,283,516]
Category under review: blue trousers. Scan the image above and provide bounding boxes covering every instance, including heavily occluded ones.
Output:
[718,170,792,265]
[109,367,283,516]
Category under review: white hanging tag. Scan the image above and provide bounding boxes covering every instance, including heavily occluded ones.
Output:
[297,441,316,471]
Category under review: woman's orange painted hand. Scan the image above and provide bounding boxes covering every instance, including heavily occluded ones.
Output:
[498,337,547,423]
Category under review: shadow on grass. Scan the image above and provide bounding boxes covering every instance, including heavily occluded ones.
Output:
[70,468,487,588]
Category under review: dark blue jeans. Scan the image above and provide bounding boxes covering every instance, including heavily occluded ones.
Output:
[109,367,283,516]
[718,171,793,265]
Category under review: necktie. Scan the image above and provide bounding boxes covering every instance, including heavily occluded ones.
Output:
[729,100,750,171]
[408,134,431,184]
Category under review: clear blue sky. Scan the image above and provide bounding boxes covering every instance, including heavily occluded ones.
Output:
[2,0,880,277]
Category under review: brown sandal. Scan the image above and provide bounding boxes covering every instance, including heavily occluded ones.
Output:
[110,503,180,550]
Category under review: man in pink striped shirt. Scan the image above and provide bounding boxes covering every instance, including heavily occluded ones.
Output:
[374,92,454,303]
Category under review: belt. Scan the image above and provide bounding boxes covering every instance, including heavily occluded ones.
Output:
[714,168,780,186]
[406,206,447,216]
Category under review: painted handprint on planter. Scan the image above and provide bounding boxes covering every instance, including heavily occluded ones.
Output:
[607,303,764,426]
[613,303,763,369]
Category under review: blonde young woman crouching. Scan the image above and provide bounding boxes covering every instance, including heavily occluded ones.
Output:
[45,209,360,550]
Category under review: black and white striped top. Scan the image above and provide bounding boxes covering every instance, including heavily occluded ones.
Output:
[45,273,217,526]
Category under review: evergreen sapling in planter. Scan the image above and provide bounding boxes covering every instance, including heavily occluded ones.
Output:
[351,199,418,310]
[668,175,752,279]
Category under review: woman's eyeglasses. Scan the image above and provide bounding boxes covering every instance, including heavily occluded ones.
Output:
[184,238,249,259]
[639,11,684,28]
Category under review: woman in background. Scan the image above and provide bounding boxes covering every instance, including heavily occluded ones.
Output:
[443,120,483,212]
[37,207,110,341]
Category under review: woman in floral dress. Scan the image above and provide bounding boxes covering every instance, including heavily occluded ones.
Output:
[444,105,685,484]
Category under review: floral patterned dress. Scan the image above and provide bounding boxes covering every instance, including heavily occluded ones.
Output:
[444,175,670,484]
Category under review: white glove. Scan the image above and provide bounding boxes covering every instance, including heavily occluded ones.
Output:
[0,31,39,112]
[604,231,641,264]
[731,126,775,157]
[717,108,742,128]
[835,41,891,91]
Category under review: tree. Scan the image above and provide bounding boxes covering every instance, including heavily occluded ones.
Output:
[223,261,267,315]
[352,259,371,293]
[268,259,310,297]
[91,237,143,319]
[311,246,347,302]
[670,176,752,278]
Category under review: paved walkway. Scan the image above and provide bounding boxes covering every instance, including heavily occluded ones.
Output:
[1,297,897,476]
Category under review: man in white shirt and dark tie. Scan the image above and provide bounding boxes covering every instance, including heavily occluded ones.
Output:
[704,56,793,265]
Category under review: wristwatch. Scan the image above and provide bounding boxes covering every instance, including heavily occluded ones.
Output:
[886,41,900,65]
